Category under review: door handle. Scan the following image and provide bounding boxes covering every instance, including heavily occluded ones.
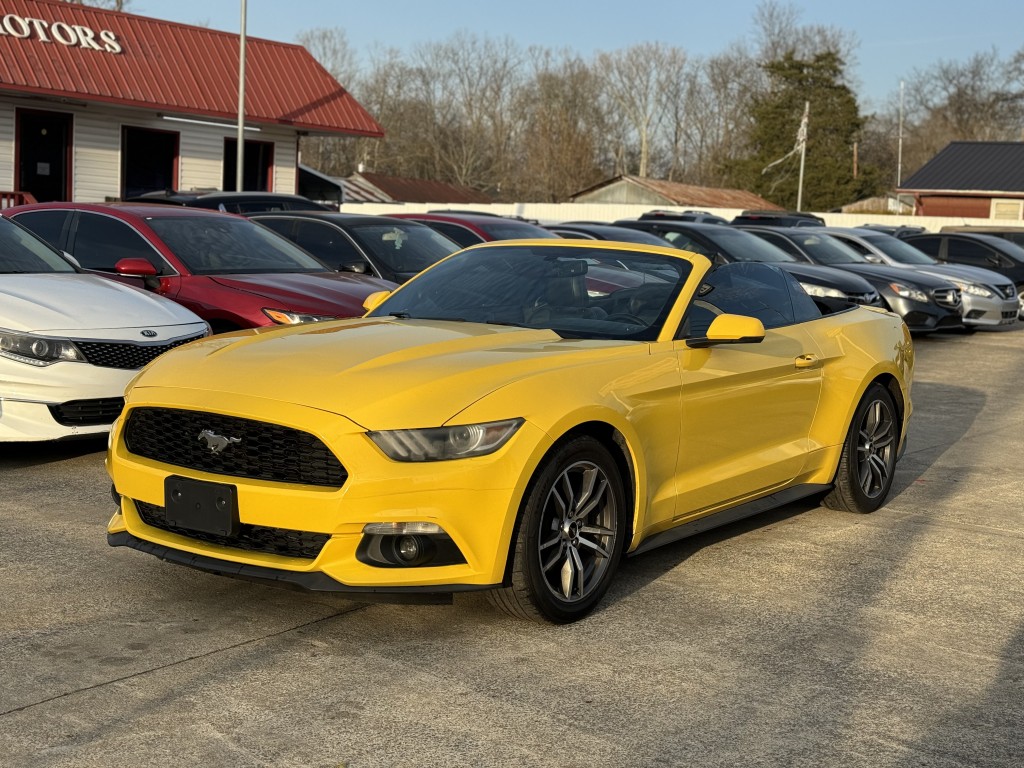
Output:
[794,354,820,369]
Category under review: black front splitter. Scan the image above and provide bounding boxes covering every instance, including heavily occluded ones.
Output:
[107,531,494,604]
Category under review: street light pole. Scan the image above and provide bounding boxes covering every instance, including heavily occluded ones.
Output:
[235,0,247,192]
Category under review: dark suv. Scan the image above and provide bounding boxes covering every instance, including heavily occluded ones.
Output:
[730,210,825,227]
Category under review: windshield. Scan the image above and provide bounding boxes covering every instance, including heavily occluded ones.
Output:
[863,234,937,264]
[790,233,867,264]
[147,216,329,275]
[0,217,76,274]
[347,223,460,274]
[368,244,692,341]
[704,228,797,263]
[477,220,561,240]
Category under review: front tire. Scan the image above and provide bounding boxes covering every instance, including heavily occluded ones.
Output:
[489,436,627,624]
[824,383,899,514]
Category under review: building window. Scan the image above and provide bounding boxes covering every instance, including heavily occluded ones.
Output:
[223,139,274,192]
[990,199,1023,220]
[122,126,179,199]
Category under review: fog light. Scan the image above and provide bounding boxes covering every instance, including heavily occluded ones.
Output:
[397,535,421,562]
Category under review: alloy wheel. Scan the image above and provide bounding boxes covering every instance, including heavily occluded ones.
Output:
[536,460,619,603]
[856,398,896,499]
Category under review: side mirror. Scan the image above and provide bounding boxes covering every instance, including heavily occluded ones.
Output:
[114,257,159,277]
[340,261,369,274]
[61,250,81,269]
[362,290,391,313]
[863,253,884,264]
[687,314,766,349]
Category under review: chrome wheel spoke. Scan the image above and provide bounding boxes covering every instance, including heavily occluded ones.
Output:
[572,478,608,522]
[542,541,565,574]
[577,535,611,559]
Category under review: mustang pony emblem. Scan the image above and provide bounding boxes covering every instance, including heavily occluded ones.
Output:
[197,429,241,454]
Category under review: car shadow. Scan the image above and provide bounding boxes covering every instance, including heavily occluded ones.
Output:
[0,436,106,468]
[603,378,985,609]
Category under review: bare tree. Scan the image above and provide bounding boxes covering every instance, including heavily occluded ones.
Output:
[509,49,609,201]
[596,43,686,178]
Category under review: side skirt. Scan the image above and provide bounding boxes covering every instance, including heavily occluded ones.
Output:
[629,483,832,557]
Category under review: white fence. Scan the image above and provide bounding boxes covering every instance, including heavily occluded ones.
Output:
[339,201,1024,233]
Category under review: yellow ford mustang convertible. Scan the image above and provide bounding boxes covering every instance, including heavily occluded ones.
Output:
[107,240,913,623]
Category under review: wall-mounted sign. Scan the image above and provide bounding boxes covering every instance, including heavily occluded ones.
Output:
[0,12,121,54]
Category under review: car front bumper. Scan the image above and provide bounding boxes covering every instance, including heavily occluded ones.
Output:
[960,293,1019,327]
[882,294,963,333]
[106,387,552,592]
[0,359,131,441]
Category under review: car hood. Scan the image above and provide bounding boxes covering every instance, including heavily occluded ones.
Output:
[776,263,874,291]
[902,263,1013,288]
[132,318,642,429]
[834,263,956,288]
[0,273,205,334]
[209,272,396,312]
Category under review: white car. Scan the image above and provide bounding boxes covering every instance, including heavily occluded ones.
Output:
[0,216,208,441]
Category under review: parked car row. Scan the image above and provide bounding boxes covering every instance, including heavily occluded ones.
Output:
[2,197,1021,444]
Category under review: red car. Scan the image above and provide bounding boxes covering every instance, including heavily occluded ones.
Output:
[389,211,561,248]
[5,203,396,333]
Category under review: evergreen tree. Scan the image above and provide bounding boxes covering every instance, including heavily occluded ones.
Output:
[725,51,883,210]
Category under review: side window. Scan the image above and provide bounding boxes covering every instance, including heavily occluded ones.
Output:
[755,231,802,258]
[424,221,481,248]
[550,229,597,240]
[10,210,70,250]
[907,236,940,257]
[947,238,996,267]
[71,213,162,272]
[255,217,295,239]
[680,262,798,338]
[832,235,872,256]
[659,231,713,257]
[292,221,367,269]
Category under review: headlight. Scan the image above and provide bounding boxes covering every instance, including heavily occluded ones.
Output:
[799,282,846,299]
[262,308,338,325]
[0,330,86,366]
[887,282,929,304]
[952,281,993,298]
[368,418,524,462]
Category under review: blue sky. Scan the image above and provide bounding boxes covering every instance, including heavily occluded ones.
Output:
[134,0,1022,112]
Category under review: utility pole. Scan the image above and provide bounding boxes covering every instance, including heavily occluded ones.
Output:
[796,101,809,212]
[897,80,905,187]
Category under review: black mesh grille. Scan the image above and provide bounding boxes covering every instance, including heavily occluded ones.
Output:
[49,397,125,426]
[77,333,206,370]
[134,499,329,559]
[124,407,347,487]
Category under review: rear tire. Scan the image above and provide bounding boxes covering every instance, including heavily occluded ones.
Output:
[488,436,627,624]
[824,383,899,514]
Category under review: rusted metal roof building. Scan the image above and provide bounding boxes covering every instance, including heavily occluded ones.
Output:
[569,175,781,210]
[898,142,1024,219]
[0,0,381,204]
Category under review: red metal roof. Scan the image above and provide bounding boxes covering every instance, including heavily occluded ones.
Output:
[0,0,383,137]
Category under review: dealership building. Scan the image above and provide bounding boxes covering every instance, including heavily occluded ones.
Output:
[0,0,381,205]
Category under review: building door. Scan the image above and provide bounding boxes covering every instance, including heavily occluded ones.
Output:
[122,126,179,199]
[223,138,274,191]
[16,110,72,202]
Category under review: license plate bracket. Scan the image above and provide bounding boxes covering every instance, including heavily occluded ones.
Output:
[164,476,239,537]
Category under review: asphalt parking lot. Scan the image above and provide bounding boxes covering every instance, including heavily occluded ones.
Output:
[1,325,1022,768]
